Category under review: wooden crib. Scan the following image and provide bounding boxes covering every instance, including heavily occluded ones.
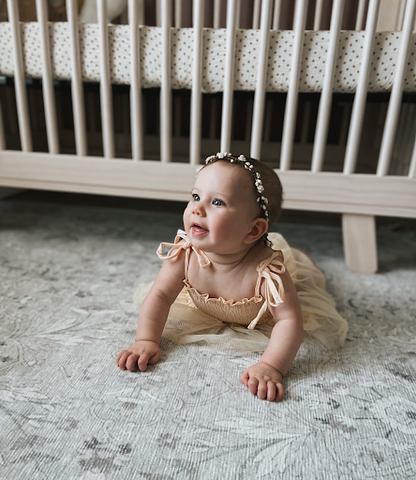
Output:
[0,0,415,274]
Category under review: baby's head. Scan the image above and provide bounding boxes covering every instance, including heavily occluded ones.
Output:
[203,153,283,224]
[183,152,283,252]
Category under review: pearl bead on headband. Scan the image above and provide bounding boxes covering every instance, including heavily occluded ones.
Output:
[204,152,270,222]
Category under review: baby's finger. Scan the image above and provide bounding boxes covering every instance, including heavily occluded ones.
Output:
[275,382,285,402]
[247,376,259,396]
[265,381,277,402]
[240,370,249,387]
[117,350,130,370]
[116,350,125,367]
[256,379,268,400]
[148,349,162,365]
[125,353,140,372]
[116,350,124,365]
[137,353,151,372]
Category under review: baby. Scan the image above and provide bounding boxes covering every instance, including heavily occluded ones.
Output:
[117,152,308,402]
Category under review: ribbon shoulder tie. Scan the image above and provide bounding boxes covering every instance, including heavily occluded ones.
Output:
[247,251,286,330]
[157,229,211,269]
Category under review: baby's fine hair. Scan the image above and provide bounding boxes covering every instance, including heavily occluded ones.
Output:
[204,154,283,224]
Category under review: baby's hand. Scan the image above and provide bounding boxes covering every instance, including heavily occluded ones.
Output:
[116,340,161,372]
[240,361,284,402]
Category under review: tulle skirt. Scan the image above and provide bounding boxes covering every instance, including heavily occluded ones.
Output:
[133,233,348,353]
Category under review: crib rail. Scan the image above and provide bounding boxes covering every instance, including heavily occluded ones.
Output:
[1,0,416,274]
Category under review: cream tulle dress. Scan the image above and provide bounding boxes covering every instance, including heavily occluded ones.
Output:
[133,230,348,353]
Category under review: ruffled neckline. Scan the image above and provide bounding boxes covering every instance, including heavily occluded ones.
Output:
[183,279,264,306]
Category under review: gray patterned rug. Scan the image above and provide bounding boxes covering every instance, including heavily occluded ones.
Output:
[1,197,415,480]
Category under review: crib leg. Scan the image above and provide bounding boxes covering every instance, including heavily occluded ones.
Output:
[0,187,23,199]
[342,213,378,274]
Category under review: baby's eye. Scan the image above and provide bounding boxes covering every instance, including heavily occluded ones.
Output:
[192,193,200,202]
[212,198,225,206]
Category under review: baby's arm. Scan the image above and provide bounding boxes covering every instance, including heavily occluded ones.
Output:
[240,269,303,402]
[117,251,185,372]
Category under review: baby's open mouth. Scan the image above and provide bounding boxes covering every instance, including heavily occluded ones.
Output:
[191,224,208,235]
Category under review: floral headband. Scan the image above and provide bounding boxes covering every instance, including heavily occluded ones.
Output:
[205,152,270,222]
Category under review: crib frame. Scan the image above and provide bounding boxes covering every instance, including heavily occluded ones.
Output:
[0,0,416,274]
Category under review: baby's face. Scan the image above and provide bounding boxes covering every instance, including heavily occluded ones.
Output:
[183,162,260,254]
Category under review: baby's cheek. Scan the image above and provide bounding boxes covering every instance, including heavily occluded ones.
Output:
[183,206,190,224]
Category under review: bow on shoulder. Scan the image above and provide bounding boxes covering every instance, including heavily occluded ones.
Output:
[247,252,286,330]
[157,229,211,269]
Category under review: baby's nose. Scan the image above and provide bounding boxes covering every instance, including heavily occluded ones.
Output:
[193,203,205,215]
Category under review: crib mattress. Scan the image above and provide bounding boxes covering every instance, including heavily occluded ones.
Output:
[0,23,415,93]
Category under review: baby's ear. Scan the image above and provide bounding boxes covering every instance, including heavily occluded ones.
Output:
[244,218,269,244]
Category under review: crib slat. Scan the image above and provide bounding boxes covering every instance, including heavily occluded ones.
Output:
[311,0,344,173]
[213,0,221,28]
[190,0,205,165]
[35,0,59,154]
[137,0,144,25]
[250,0,272,160]
[236,2,242,28]
[343,0,380,174]
[156,0,161,27]
[377,0,416,177]
[66,0,87,156]
[273,0,281,30]
[220,0,239,153]
[397,0,407,30]
[253,0,261,29]
[279,0,308,171]
[355,0,367,30]
[6,0,32,152]
[128,0,144,161]
[175,0,182,27]
[161,0,172,162]
[313,0,324,30]
[97,0,115,159]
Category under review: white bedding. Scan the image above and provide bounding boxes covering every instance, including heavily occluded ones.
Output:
[0,23,415,93]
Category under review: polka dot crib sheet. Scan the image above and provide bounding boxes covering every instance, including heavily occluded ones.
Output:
[0,23,415,93]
